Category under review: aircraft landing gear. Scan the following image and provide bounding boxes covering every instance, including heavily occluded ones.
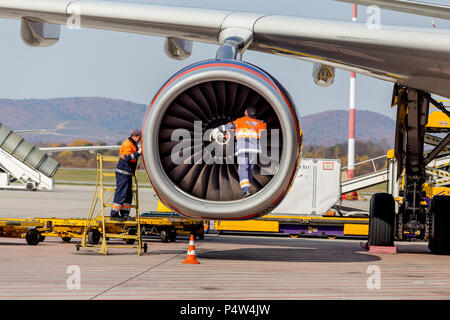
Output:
[369,85,450,254]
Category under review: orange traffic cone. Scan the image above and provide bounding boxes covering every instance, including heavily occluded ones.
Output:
[182,234,200,264]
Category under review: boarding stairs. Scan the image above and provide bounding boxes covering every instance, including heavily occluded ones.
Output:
[341,169,388,194]
[0,123,59,191]
[341,153,450,194]
[341,155,389,194]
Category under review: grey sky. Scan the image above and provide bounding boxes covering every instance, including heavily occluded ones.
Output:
[1,0,449,120]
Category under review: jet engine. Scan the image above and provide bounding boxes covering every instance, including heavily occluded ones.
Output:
[142,60,302,219]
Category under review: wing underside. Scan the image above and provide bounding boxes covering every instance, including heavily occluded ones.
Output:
[1,0,450,97]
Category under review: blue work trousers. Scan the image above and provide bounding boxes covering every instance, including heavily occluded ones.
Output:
[111,172,133,217]
[237,152,257,194]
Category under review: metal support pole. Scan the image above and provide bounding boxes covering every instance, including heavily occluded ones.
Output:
[347,4,358,179]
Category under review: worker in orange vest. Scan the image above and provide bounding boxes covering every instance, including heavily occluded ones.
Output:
[110,129,142,220]
[211,106,266,198]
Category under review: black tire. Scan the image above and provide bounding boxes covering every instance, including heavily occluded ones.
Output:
[168,229,177,242]
[160,229,169,242]
[26,229,41,245]
[368,193,395,247]
[87,229,101,245]
[62,237,72,243]
[39,234,45,242]
[428,196,450,255]
[197,228,204,240]
[26,183,35,191]
[125,228,136,245]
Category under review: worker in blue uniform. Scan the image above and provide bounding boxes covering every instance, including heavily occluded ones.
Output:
[211,106,266,198]
[110,129,142,220]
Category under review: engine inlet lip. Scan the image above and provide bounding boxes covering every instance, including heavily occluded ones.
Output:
[143,61,300,219]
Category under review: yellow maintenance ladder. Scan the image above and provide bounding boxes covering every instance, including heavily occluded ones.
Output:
[77,153,146,255]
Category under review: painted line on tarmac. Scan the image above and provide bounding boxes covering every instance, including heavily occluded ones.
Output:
[90,236,212,300]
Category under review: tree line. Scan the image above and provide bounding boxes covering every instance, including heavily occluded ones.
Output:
[39,139,391,176]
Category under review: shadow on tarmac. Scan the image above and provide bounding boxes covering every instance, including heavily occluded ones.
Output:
[198,247,381,262]
[0,241,29,246]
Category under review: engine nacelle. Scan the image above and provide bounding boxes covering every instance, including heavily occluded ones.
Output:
[312,63,335,87]
[142,60,302,219]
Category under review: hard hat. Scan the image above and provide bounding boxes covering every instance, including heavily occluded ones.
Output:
[246,106,257,117]
[131,129,142,137]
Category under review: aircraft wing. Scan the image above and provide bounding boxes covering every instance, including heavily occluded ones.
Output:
[336,0,450,21]
[40,145,120,153]
[13,129,49,135]
[2,0,450,97]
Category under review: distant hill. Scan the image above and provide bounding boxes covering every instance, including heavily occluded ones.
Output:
[0,97,395,146]
[0,97,147,144]
[301,110,395,147]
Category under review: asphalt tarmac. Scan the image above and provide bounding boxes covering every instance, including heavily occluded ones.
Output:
[0,185,158,219]
[1,185,449,300]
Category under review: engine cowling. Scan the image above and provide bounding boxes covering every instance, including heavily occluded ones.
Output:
[142,60,302,219]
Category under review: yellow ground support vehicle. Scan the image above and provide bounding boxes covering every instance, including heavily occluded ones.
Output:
[214,215,369,238]
[1,208,204,247]
[140,211,205,242]
[0,218,45,245]
[36,217,136,244]
[34,214,204,244]
[0,154,204,249]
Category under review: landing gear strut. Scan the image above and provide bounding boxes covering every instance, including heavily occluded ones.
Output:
[395,87,429,241]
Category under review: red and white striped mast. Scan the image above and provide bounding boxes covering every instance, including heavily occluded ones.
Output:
[347,3,357,179]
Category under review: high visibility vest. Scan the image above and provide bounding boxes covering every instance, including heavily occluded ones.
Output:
[233,116,266,139]
[116,137,139,174]
[119,138,137,163]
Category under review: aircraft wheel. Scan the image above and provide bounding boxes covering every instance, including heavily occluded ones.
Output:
[368,193,395,247]
[196,227,204,240]
[428,196,450,255]
[125,228,136,245]
[168,229,177,242]
[26,229,41,245]
[88,229,101,245]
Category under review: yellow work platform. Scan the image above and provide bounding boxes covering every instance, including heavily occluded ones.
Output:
[31,214,204,244]
[0,214,204,246]
[215,215,369,238]
[36,217,136,244]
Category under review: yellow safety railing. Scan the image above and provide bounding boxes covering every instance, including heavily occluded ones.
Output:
[77,153,146,255]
